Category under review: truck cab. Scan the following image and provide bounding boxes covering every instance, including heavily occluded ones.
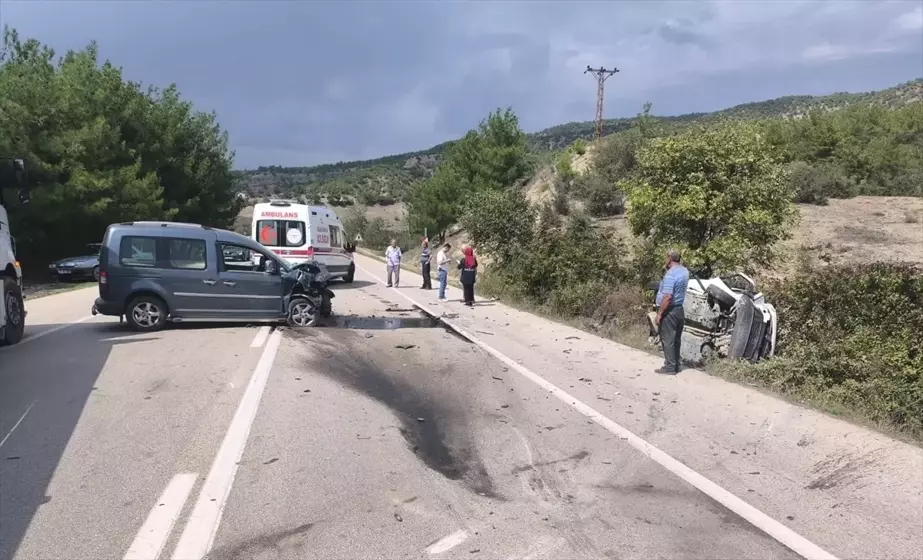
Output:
[0,158,28,345]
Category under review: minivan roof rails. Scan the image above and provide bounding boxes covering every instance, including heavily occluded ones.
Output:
[119,221,212,230]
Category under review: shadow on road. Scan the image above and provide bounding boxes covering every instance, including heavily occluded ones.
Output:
[0,321,146,560]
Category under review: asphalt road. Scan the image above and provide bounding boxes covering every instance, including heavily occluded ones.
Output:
[0,270,916,560]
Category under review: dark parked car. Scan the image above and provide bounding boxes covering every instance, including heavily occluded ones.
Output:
[49,243,102,282]
[91,221,335,332]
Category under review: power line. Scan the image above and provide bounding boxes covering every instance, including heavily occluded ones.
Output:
[584,65,619,141]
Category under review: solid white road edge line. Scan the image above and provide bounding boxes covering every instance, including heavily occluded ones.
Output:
[249,326,271,348]
[354,261,839,560]
[425,529,470,555]
[170,329,283,560]
[0,400,36,449]
[124,473,198,560]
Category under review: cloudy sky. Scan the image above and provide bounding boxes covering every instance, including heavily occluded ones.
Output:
[2,0,921,169]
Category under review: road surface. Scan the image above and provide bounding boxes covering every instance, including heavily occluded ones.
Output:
[0,259,919,560]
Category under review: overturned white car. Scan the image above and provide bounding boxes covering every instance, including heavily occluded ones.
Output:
[648,273,777,365]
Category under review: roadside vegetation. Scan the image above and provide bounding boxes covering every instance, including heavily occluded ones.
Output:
[350,91,923,440]
[0,28,241,278]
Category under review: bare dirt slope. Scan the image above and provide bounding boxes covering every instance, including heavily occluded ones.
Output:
[235,194,922,271]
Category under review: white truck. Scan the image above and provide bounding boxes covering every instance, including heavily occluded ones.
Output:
[0,158,28,345]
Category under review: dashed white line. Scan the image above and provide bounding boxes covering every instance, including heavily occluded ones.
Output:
[425,529,470,555]
[170,329,283,560]
[354,260,839,560]
[124,473,198,560]
[249,326,271,348]
[0,400,36,449]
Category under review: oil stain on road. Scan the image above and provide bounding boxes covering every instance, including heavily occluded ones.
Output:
[286,326,502,500]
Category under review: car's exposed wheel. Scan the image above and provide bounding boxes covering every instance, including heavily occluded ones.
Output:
[93,266,100,282]
[287,298,317,327]
[343,264,355,283]
[1,276,25,345]
[125,295,167,332]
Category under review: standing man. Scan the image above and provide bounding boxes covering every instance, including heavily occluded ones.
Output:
[435,243,451,301]
[654,248,689,375]
[420,239,432,290]
[385,239,402,288]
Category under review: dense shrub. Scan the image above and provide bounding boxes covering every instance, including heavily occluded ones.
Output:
[761,263,923,437]
[572,138,588,156]
[575,173,626,217]
[788,161,856,205]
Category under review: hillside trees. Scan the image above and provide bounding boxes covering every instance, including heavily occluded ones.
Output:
[623,122,798,275]
[406,108,531,241]
[0,28,240,263]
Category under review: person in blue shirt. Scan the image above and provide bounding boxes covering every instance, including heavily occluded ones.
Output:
[654,248,689,374]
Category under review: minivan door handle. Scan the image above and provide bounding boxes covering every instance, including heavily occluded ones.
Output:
[222,281,236,287]
[202,279,217,286]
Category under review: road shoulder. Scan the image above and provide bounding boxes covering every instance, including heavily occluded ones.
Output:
[352,252,923,560]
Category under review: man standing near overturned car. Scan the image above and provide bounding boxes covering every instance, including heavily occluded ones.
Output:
[654,248,689,375]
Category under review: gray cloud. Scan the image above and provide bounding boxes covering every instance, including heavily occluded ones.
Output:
[3,0,921,168]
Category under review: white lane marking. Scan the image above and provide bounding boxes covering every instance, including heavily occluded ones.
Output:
[171,329,283,560]
[426,529,470,555]
[0,400,36,449]
[354,262,839,560]
[249,326,270,348]
[0,315,95,351]
[124,473,198,560]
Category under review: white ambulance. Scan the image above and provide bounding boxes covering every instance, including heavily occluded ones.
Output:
[251,200,356,282]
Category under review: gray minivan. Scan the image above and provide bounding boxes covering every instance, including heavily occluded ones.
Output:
[92,221,320,332]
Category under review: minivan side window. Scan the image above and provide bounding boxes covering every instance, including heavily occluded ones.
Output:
[118,235,207,270]
[257,220,305,247]
[120,236,157,268]
[168,238,207,270]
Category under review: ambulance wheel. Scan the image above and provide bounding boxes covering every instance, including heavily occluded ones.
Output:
[1,277,25,346]
[343,264,355,283]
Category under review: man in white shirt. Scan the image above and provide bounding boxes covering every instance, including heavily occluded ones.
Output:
[435,243,451,301]
[385,239,402,287]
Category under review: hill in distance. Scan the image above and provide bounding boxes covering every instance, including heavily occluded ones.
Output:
[234,78,923,204]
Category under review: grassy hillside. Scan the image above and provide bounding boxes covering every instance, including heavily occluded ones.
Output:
[234,78,923,203]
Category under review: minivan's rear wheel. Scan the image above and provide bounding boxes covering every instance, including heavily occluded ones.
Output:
[287,298,317,327]
[126,295,167,332]
[1,277,25,345]
[92,266,100,282]
[343,264,355,283]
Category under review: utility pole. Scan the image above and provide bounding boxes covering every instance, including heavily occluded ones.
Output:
[584,65,619,141]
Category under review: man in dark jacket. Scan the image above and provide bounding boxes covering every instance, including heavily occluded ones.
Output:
[420,239,432,290]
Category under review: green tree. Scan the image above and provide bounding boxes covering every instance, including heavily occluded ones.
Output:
[405,165,463,241]
[623,122,797,274]
[0,28,240,264]
[460,188,534,266]
[406,108,530,240]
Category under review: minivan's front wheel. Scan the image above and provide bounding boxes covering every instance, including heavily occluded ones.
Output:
[126,295,167,332]
[1,277,25,345]
[287,298,317,327]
